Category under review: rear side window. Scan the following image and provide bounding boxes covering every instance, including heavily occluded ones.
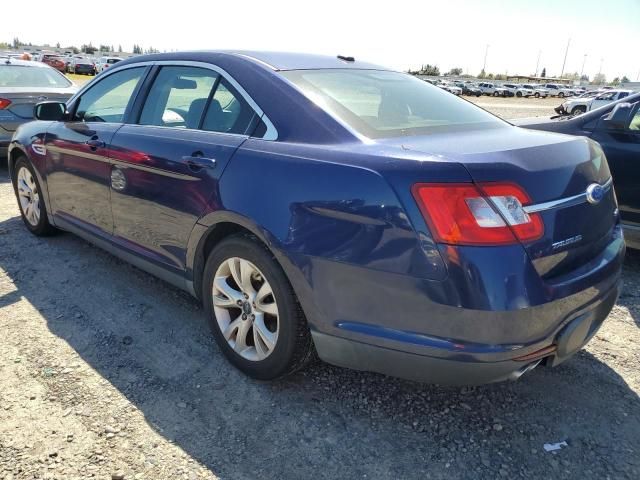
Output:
[202,79,257,135]
[74,67,145,123]
[139,66,219,128]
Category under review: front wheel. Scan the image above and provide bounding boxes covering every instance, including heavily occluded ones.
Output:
[493,91,499,97]
[516,91,522,97]
[571,106,587,116]
[203,234,315,380]
[558,92,565,98]
[12,157,57,236]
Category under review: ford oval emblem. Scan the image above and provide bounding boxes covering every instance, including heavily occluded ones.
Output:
[585,183,604,204]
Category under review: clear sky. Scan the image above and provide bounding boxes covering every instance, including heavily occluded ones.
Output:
[4,0,638,80]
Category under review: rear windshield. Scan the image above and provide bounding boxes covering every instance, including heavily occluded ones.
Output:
[282,69,505,138]
[107,58,121,64]
[0,65,72,88]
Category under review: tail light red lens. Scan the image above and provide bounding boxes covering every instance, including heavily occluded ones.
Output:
[0,98,11,109]
[412,182,544,246]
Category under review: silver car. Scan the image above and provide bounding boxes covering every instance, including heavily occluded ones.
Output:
[0,58,78,157]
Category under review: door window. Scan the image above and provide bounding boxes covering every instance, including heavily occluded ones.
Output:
[74,67,145,123]
[629,104,640,131]
[201,79,257,135]
[139,66,219,128]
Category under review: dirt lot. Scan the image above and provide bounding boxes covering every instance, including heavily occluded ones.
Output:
[1,100,639,480]
[467,95,560,119]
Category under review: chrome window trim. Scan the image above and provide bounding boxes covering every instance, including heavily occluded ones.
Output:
[66,60,278,141]
[523,177,613,214]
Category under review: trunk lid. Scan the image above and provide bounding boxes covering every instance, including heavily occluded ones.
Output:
[0,88,74,131]
[396,126,617,279]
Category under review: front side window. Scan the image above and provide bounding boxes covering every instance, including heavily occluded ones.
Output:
[139,66,219,128]
[629,104,640,131]
[74,67,145,123]
[282,69,506,139]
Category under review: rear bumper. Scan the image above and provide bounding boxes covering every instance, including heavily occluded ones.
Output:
[302,235,624,385]
[312,278,620,385]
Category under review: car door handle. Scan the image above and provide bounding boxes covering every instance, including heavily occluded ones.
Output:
[182,155,216,170]
[85,139,105,149]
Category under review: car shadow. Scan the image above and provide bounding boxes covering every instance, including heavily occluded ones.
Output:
[0,176,638,478]
[619,247,640,327]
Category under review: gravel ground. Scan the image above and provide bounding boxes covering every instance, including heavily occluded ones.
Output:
[467,95,560,119]
[1,98,638,480]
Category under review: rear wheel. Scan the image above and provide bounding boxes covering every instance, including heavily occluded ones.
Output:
[558,92,565,98]
[516,91,523,97]
[12,157,57,236]
[493,91,499,97]
[203,234,314,380]
[534,92,540,98]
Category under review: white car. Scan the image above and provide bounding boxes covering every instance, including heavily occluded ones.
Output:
[543,83,574,98]
[438,81,462,95]
[521,84,549,98]
[477,82,509,97]
[95,56,123,73]
[502,83,534,97]
[557,89,634,115]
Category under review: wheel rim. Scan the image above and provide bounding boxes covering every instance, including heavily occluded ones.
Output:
[212,257,279,361]
[16,166,41,227]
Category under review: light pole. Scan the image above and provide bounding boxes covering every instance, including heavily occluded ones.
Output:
[560,38,571,78]
[483,44,489,73]
[535,50,541,77]
[580,54,587,79]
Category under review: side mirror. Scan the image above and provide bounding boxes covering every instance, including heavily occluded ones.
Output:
[34,101,66,121]
[602,102,633,130]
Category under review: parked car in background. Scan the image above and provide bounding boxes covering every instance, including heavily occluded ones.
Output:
[95,56,123,73]
[555,89,633,116]
[521,84,550,98]
[7,51,624,385]
[41,54,66,73]
[517,91,640,249]
[478,82,509,97]
[0,58,78,158]
[455,81,482,96]
[502,83,534,97]
[438,81,462,95]
[67,57,96,75]
[543,83,574,97]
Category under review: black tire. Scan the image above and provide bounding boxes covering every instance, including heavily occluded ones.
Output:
[493,91,499,97]
[203,234,315,380]
[534,92,540,98]
[516,91,522,97]
[558,92,565,98]
[571,106,587,116]
[12,156,57,236]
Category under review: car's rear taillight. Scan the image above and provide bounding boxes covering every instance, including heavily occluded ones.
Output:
[412,183,544,246]
[0,98,11,109]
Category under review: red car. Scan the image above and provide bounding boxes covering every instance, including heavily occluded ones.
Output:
[41,54,66,73]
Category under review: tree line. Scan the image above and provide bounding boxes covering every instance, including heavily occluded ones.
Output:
[407,63,630,85]
[2,37,161,56]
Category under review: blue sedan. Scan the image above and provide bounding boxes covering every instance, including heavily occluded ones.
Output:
[7,51,624,384]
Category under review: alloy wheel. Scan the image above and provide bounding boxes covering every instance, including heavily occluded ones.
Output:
[212,257,279,361]
[16,166,41,227]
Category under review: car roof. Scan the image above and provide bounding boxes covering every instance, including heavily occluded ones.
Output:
[0,58,50,68]
[118,50,388,71]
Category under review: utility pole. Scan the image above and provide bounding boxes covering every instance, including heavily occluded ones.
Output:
[598,58,604,85]
[580,54,587,78]
[560,38,571,78]
[535,50,541,77]
[483,44,489,72]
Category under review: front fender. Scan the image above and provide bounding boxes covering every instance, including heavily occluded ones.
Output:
[8,121,55,224]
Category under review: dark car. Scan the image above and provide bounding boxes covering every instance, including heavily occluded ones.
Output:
[0,58,78,157]
[67,56,96,75]
[455,81,482,97]
[516,92,640,249]
[7,52,624,385]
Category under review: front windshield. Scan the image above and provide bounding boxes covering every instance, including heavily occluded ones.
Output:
[281,69,505,138]
[0,65,72,88]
